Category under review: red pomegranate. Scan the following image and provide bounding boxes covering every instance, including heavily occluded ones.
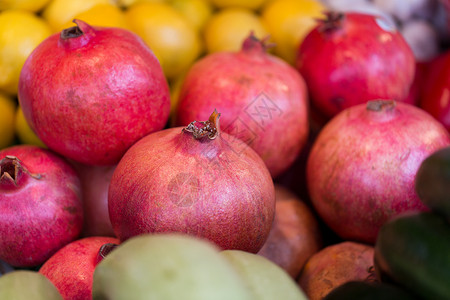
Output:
[0,145,83,267]
[306,100,450,244]
[18,19,170,166]
[40,236,119,300]
[296,12,415,119]
[109,111,275,253]
[175,33,309,178]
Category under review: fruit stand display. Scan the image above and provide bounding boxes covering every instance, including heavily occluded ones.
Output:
[0,0,449,299]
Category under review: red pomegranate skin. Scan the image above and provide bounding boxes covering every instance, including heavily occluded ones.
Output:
[306,101,450,244]
[109,114,276,253]
[175,35,309,178]
[39,236,119,300]
[18,20,170,166]
[420,50,450,132]
[296,12,415,118]
[0,145,83,267]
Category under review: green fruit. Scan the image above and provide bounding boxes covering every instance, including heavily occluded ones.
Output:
[415,146,450,220]
[92,234,255,300]
[374,212,450,300]
[220,250,307,300]
[323,281,417,300]
[0,270,63,299]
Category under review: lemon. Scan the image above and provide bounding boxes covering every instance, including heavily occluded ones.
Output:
[125,2,202,79]
[61,3,130,30]
[0,0,51,12]
[0,10,52,96]
[208,0,268,10]
[0,93,16,149]
[14,105,46,148]
[42,0,113,33]
[170,0,213,32]
[204,8,268,53]
[116,0,167,9]
[261,0,326,65]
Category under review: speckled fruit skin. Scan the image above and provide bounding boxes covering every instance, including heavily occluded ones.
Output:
[298,241,375,300]
[296,12,415,119]
[306,101,450,244]
[109,114,275,253]
[0,145,83,267]
[175,35,309,178]
[18,20,170,166]
[39,236,119,300]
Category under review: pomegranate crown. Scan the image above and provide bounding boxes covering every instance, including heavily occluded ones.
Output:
[182,110,221,140]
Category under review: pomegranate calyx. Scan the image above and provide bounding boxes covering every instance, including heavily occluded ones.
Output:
[61,24,83,40]
[182,109,221,140]
[318,11,346,34]
[0,156,41,187]
[366,100,396,112]
[95,243,118,265]
[242,32,275,53]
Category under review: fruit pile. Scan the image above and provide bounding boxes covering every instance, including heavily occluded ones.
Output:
[0,0,449,299]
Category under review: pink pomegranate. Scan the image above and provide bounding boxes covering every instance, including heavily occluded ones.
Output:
[175,33,309,178]
[40,236,119,300]
[307,100,450,244]
[296,12,415,119]
[18,19,170,166]
[109,111,275,253]
[0,145,83,267]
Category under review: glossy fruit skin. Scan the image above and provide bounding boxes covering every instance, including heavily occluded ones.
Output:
[109,116,275,254]
[18,20,170,166]
[0,145,83,267]
[306,100,450,244]
[419,50,450,132]
[39,236,119,300]
[176,35,309,177]
[296,12,415,118]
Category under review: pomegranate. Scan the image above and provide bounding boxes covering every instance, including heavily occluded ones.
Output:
[18,19,170,166]
[307,100,450,244]
[296,12,415,119]
[0,145,83,267]
[420,50,450,132]
[109,110,275,253]
[175,33,309,178]
[40,237,119,300]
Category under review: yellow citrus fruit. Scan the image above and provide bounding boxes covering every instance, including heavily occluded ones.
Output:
[0,10,52,96]
[116,0,167,9]
[61,3,130,30]
[42,0,113,33]
[170,0,213,32]
[0,0,51,12]
[204,8,268,53]
[0,93,16,149]
[261,0,326,65]
[125,2,202,79]
[207,0,268,10]
[14,105,46,148]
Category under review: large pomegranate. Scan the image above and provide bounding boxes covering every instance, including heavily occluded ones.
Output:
[109,111,275,253]
[0,145,83,267]
[175,33,309,178]
[18,19,170,166]
[296,12,415,119]
[307,100,450,244]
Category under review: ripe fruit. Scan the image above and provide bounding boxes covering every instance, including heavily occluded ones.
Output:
[109,111,275,253]
[14,106,46,148]
[176,34,309,177]
[0,271,63,300]
[296,12,416,118]
[19,19,170,166]
[0,93,16,149]
[93,234,255,300]
[306,100,450,244]
[0,145,83,267]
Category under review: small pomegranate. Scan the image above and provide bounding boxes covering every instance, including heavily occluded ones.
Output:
[109,110,275,253]
[40,237,119,300]
[296,12,415,119]
[18,19,170,166]
[307,100,450,244]
[175,33,309,177]
[0,145,83,267]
